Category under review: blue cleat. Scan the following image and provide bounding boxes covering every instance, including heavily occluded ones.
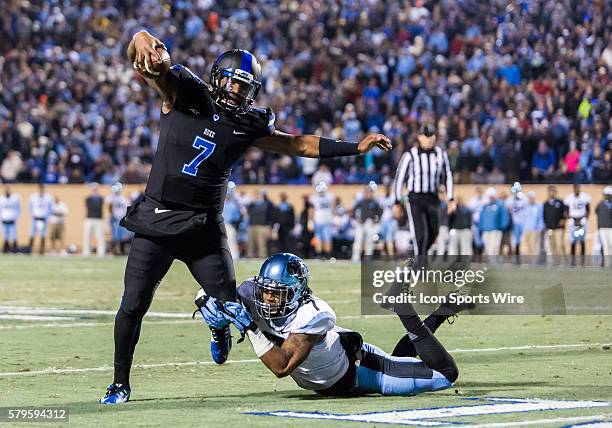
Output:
[210,325,232,364]
[99,383,131,404]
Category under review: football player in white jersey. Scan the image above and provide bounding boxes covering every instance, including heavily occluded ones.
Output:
[563,183,592,257]
[28,183,54,255]
[196,253,463,396]
[0,186,21,253]
[106,182,130,255]
[504,182,528,256]
[309,182,335,258]
[379,183,399,257]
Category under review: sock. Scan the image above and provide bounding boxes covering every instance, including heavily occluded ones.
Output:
[113,308,143,386]
[392,313,443,357]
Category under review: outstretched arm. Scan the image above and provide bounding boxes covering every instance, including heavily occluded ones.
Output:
[247,330,323,378]
[254,131,392,158]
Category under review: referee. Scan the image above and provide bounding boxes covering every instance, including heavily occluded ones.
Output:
[393,123,455,256]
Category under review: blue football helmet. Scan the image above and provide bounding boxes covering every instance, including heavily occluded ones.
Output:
[210,49,261,114]
[254,253,310,319]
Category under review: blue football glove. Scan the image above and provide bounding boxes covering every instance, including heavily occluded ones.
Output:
[193,291,230,330]
[220,301,254,342]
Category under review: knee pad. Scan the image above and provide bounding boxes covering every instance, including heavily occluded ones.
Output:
[119,295,151,318]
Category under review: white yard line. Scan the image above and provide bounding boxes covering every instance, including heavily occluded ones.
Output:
[0,320,195,330]
[0,306,189,319]
[0,315,78,321]
[469,414,612,428]
[0,342,610,378]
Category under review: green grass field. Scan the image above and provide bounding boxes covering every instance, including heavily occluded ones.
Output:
[1,256,611,427]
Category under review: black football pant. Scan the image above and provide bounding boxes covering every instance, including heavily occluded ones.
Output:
[406,193,440,256]
[113,221,235,385]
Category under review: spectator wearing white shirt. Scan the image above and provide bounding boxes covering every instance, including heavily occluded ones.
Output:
[28,183,54,255]
[0,186,21,253]
[49,196,69,255]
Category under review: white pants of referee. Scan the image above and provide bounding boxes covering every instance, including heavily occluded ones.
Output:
[447,228,473,256]
[83,218,105,256]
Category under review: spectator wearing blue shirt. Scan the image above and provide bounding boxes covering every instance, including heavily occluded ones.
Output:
[531,141,557,180]
[479,187,510,256]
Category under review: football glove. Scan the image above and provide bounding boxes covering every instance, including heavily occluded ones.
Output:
[193,290,230,330]
[220,301,255,343]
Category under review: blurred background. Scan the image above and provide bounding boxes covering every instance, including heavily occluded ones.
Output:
[0,0,610,258]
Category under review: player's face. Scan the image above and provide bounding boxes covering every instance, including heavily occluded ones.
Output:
[219,76,248,107]
[262,289,282,305]
[418,134,435,149]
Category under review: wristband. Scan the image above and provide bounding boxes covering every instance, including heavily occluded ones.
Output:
[247,328,274,357]
[319,137,359,158]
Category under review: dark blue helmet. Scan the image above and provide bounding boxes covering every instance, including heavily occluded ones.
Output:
[210,49,262,115]
[253,253,310,319]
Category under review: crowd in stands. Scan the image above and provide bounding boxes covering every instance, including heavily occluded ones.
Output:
[0,0,611,186]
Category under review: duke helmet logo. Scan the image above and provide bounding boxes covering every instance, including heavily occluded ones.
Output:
[213,114,220,122]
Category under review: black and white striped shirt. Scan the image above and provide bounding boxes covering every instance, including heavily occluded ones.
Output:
[393,146,454,201]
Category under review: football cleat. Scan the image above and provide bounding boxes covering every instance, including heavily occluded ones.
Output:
[99,383,131,404]
[210,325,232,364]
[439,291,477,324]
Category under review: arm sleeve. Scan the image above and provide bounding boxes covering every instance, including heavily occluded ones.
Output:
[442,150,454,201]
[393,152,411,202]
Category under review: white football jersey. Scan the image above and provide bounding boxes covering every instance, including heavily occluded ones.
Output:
[380,195,395,221]
[564,192,591,218]
[310,193,334,224]
[238,281,348,391]
[106,194,129,220]
[29,193,53,219]
[0,194,20,222]
[505,194,528,224]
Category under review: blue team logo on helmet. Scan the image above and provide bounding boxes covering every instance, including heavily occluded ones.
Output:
[210,49,262,115]
[253,253,310,320]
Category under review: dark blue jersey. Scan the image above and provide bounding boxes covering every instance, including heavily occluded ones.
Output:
[123,64,275,237]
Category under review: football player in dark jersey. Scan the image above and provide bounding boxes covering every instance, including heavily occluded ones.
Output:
[100,30,392,404]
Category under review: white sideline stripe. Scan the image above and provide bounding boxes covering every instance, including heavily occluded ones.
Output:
[0,342,610,378]
[470,414,612,428]
[0,306,189,319]
[0,315,78,321]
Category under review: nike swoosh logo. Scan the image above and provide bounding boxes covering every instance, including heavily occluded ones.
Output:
[154,208,171,214]
[233,130,246,135]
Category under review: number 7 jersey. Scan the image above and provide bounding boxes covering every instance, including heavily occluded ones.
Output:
[145,64,275,214]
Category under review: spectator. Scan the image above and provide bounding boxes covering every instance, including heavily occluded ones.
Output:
[479,187,510,257]
[49,196,69,255]
[543,185,567,257]
[595,186,612,263]
[448,197,472,256]
[274,192,295,254]
[309,182,335,258]
[223,182,242,260]
[0,186,20,253]
[522,191,544,256]
[0,152,23,183]
[106,182,129,255]
[564,184,591,259]
[28,183,54,255]
[531,141,556,180]
[311,164,333,187]
[351,185,382,262]
[83,183,105,257]
[246,190,274,258]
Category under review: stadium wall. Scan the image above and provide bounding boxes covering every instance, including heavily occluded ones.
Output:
[5,184,607,254]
